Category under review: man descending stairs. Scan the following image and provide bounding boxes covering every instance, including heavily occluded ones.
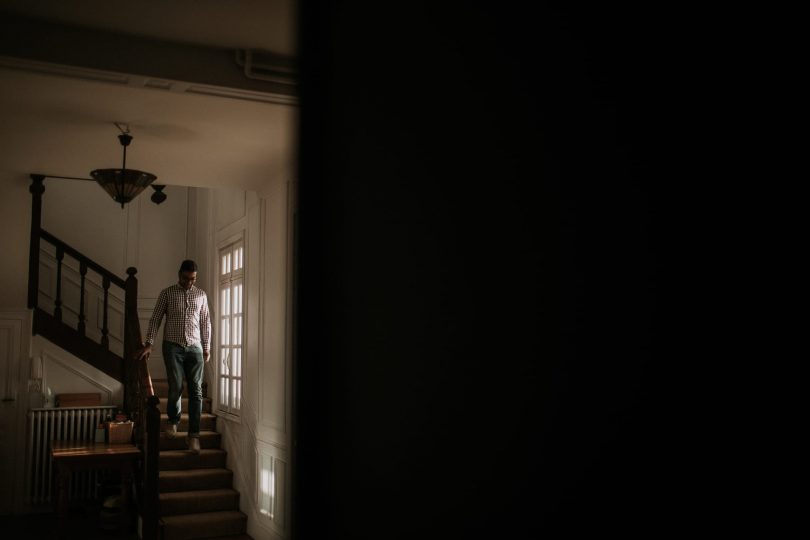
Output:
[153,379,252,540]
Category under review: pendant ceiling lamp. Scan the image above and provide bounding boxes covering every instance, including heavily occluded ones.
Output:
[91,127,157,208]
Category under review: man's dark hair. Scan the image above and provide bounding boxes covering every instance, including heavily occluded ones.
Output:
[179,260,198,273]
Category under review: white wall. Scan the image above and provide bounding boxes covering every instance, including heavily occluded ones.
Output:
[0,174,34,311]
[41,178,129,275]
[204,183,294,540]
[252,180,294,540]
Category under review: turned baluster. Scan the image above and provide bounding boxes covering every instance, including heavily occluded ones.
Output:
[54,246,64,321]
[78,262,87,336]
[101,276,110,349]
[28,175,44,309]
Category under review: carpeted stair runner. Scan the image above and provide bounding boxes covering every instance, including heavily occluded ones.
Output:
[161,511,248,540]
[160,489,240,516]
[151,379,251,540]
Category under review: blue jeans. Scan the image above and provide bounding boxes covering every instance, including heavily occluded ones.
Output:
[162,341,204,437]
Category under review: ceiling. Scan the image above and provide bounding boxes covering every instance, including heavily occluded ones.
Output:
[0,0,297,195]
[0,0,295,55]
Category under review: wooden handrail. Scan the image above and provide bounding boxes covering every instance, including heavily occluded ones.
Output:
[29,224,130,380]
[39,229,127,289]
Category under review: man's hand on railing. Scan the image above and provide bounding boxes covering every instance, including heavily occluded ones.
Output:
[137,343,152,361]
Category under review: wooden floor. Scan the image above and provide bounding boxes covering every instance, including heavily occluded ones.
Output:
[0,505,140,540]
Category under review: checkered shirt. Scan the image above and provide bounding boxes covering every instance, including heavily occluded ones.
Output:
[145,284,211,353]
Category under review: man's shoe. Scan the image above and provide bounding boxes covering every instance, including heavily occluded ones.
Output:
[166,424,178,438]
[187,436,200,454]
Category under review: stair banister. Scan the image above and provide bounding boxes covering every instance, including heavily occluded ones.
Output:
[38,230,127,288]
[28,174,160,538]
[27,174,44,309]
[124,266,160,540]
[142,394,160,540]
[28,173,130,381]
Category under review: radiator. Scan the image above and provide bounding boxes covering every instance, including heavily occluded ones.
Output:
[26,406,117,504]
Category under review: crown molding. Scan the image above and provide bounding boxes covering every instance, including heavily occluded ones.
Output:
[0,55,297,106]
[0,11,296,105]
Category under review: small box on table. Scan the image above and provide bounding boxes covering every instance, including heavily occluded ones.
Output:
[107,421,133,444]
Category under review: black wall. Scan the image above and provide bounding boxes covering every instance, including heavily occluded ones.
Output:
[295,4,697,538]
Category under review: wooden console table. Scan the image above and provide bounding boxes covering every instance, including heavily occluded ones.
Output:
[50,441,141,533]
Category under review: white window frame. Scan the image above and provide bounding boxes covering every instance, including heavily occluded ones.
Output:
[217,235,245,418]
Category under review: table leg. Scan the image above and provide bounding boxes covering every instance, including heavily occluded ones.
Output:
[121,461,133,531]
[55,463,70,536]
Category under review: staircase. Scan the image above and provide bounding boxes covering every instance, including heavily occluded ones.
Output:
[153,379,252,540]
[25,176,255,538]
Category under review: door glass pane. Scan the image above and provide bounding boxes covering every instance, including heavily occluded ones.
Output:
[217,242,244,417]
[234,316,242,346]
[234,283,243,314]
[220,376,229,411]
[221,288,230,316]
[220,348,230,375]
[221,317,230,345]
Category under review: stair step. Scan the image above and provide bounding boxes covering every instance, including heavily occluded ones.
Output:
[160,449,227,470]
[159,488,240,516]
[160,468,233,493]
[204,536,254,540]
[161,413,217,431]
[152,378,211,399]
[158,397,213,413]
[160,431,221,451]
[161,510,247,540]
[152,379,186,398]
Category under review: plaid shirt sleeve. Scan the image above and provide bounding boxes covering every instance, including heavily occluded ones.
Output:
[200,293,211,354]
[145,288,168,346]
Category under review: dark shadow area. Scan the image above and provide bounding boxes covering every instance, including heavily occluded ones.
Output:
[294,3,719,539]
[0,505,139,540]
[1,468,138,540]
